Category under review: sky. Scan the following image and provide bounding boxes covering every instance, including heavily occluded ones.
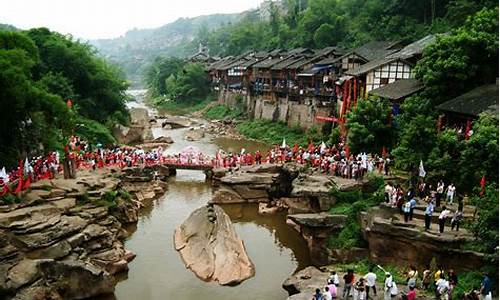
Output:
[0,0,264,40]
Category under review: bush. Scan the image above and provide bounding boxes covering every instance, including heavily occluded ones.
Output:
[236,119,308,145]
[204,104,242,120]
[75,117,116,146]
[0,194,21,204]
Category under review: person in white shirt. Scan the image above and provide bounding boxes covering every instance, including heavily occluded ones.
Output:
[329,271,340,287]
[384,183,393,203]
[384,273,396,300]
[446,184,456,204]
[364,268,377,299]
[436,274,450,300]
[438,206,451,233]
[323,286,333,300]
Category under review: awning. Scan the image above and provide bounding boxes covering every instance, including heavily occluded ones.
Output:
[228,82,242,89]
[297,64,334,76]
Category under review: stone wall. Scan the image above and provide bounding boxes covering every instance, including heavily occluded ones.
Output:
[218,90,335,130]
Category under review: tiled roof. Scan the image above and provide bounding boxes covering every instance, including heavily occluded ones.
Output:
[436,84,499,117]
[368,79,424,100]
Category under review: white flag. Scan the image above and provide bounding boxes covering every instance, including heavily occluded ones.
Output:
[281,138,286,148]
[0,167,8,182]
[419,160,426,178]
[320,141,327,153]
[24,157,30,175]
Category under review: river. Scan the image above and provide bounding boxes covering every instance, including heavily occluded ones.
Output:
[101,91,311,300]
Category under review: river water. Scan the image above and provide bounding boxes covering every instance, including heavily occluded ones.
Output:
[102,92,310,300]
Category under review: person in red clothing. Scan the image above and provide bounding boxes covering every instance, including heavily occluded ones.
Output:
[406,286,416,300]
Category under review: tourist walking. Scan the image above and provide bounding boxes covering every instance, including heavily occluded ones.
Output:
[422,265,432,290]
[384,273,397,300]
[313,288,323,300]
[450,210,463,231]
[364,268,377,299]
[354,278,366,300]
[436,274,450,300]
[480,273,492,300]
[436,180,445,208]
[323,286,333,300]
[409,197,417,221]
[424,200,434,230]
[406,265,418,288]
[330,271,340,287]
[438,206,451,233]
[327,279,338,298]
[445,184,456,204]
[385,182,394,203]
[448,269,458,300]
[343,269,355,299]
[403,200,411,223]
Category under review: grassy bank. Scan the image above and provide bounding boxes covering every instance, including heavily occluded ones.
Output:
[327,175,385,249]
[236,119,326,146]
[203,104,243,120]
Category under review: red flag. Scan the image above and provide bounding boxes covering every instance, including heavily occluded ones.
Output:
[308,141,314,153]
[480,176,486,196]
[14,160,23,194]
[23,176,31,190]
[293,144,298,153]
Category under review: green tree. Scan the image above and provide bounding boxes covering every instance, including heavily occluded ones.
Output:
[415,7,499,102]
[458,114,499,191]
[346,97,396,154]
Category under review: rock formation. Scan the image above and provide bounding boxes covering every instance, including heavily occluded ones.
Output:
[286,213,346,266]
[0,167,167,299]
[363,205,484,272]
[282,266,330,299]
[174,204,255,286]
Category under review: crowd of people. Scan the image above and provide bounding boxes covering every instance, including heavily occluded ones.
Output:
[214,140,392,180]
[384,179,464,234]
[312,267,493,300]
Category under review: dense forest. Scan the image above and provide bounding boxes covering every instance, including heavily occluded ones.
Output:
[0,28,129,168]
[195,0,498,56]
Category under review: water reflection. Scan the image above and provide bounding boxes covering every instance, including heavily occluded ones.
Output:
[98,91,311,300]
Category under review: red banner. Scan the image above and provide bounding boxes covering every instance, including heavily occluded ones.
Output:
[316,115,338,122]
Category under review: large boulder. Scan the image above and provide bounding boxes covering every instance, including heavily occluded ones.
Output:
[37,259,115,299]
[184,128,205,141]
[129,107,150,126]
[174,205,254,286]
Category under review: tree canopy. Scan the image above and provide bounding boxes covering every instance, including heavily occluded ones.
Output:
[0,28,129,168]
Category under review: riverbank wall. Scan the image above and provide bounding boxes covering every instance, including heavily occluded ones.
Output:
[218,89,335,130]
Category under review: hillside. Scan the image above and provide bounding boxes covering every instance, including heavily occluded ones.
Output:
[90,13,243,86]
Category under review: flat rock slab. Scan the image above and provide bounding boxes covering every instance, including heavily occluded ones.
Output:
[174,205,254,286]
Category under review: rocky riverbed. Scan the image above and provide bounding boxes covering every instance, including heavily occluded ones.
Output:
[0,167,168,299]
